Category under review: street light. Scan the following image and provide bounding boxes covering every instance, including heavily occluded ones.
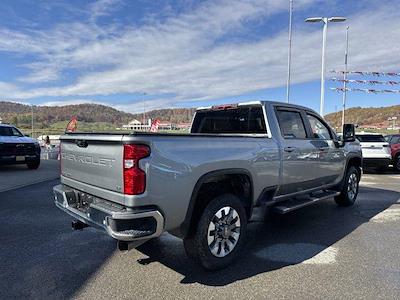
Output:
[286,0,293,103]
[305,16,346,116]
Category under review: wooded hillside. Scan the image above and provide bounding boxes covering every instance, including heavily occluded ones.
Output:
[0,101,195,128]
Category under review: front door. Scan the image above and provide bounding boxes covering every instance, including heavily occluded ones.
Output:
[305,113,344,186]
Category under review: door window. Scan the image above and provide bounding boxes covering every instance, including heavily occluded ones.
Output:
[276,110,307,139]
[307,114,332,140]
[390,136,400,144]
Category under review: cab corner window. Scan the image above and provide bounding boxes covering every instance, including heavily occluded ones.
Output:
[276,110,307,139]
[307,114,332,140]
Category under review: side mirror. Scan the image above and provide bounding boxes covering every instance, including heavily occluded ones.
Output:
[343,124,355,142]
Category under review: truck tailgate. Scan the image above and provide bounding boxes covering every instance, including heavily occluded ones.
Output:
[60,135,124,193]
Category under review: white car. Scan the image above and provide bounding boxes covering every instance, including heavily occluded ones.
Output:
[355,133,391,170]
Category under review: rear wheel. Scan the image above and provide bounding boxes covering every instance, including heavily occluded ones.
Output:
[335,166,359,206]
[394,155,400,172]
[183,194,247,270]
[27,160,40,170]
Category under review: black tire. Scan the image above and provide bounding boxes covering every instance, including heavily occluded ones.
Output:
[394,155,400,172]
[334,166,360,206]
[27,160,40,170]
[183,194,247,271]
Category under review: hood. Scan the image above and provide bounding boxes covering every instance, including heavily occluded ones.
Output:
[0,136,38,144]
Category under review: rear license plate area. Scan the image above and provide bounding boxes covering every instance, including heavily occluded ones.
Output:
[74,192,94,213]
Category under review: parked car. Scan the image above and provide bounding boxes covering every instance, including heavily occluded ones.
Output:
[0,124,41,169]
[53,101,362,270]
[355,133,391,171]
[385,134,400,171]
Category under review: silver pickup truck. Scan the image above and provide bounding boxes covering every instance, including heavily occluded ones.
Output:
[53,101,362,270]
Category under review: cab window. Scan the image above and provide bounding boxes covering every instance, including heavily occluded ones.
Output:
[306,114,332,140]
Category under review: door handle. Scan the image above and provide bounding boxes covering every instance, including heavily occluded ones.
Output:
[319,147,326,151]
[284,147,296,153]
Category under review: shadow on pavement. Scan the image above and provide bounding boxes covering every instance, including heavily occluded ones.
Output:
[0,160,60,192]
[0,180,116,299]
[363,167,399,175]
[136,186,400,286]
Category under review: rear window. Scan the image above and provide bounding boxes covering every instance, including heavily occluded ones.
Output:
[355,134,386,142]
[191,106,267,134]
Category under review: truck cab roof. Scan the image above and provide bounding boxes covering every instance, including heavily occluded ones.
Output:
[196,100,318,114]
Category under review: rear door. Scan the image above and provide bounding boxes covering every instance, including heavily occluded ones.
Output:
[275,107,322,195]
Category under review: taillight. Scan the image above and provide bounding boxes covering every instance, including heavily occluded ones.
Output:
[123,144,150,195]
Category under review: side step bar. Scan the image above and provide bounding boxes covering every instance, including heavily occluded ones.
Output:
[273,191,340,214]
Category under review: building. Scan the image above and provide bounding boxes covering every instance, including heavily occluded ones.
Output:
[121,119,151,131]
[120,119,191,132]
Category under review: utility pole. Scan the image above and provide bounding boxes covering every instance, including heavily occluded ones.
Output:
[142,92,146,126]
[31,104,34,137]
[342,26,349,127]
[320,17,328,117]
[286,0,293,103]
[305,16,346,116]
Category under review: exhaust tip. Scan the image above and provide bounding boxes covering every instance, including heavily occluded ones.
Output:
[117,240,129,251]
[71,220,88,230]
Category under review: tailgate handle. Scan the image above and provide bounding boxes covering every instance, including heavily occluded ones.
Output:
[75,140,88,148]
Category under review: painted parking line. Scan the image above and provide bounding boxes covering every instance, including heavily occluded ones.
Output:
[360,181,377,185]
[370,205,400,223]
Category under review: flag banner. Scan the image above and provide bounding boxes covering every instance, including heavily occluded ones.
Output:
[65,116,78,132]
[331,70,400,76]
[330,87,400,94]
[150,119,160,132]
[330,78,400,85]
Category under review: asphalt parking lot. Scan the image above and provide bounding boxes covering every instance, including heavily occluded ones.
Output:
[1,163,399,299]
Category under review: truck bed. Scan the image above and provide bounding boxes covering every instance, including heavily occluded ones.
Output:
[60,132,280,231]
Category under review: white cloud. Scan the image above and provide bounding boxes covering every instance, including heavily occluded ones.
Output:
[89,0,123,20]
[39,99,108,107]
[0,0,399,112]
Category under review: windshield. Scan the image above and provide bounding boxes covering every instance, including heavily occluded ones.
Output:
[355,134,385,142]
[0,126,24,137]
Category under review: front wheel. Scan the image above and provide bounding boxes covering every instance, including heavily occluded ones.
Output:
[27,160,40,170]
[334,166,360,206]
[183,194,247,271]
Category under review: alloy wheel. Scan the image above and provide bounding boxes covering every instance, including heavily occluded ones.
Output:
[347,173,358,200]
[207,206,241,258]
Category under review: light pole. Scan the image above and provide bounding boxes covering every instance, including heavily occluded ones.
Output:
[286,0,293,103]
[31,104,34,137]
[142,92,147,128]
[305,16,346,116]
[342,26,349,128]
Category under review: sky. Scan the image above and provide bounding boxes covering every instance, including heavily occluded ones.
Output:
[0,0,399,115]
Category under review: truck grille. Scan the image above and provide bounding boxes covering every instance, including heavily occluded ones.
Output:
[0,143,38,156]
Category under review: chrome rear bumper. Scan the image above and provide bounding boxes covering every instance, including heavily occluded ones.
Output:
[53,184,164,241]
